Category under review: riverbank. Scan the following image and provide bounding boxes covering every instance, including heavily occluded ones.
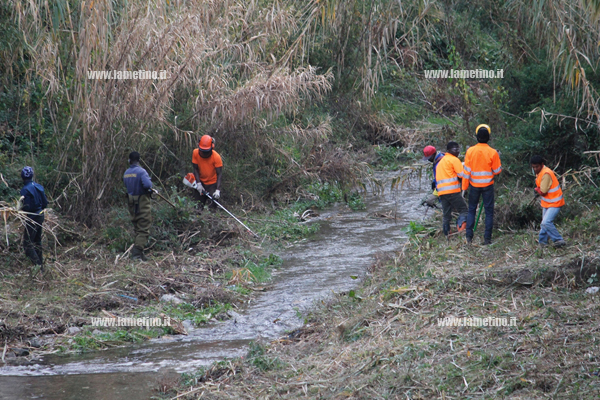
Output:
[165,205,600,399]
[0,193,323,360]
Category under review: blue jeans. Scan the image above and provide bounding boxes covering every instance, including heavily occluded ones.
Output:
[539,207,563,244]
[466,184,495,242]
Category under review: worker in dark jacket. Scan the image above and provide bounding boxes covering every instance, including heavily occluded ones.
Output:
[20,166,48,267]
[123,152,153,261]
[421,145,445,209]
[423,145,445,191]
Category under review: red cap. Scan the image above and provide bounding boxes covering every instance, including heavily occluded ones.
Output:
[423,145,436,159]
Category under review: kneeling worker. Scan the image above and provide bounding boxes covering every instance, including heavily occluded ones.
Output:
[435,142,468,237]
[192,135,223,211]
[421,145,445,209]
[123,152,153,261]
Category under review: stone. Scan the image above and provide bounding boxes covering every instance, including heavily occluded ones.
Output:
[12,348,29,357]
[182,320,194,331]
[160,294,184,305]
[67,326,81,335]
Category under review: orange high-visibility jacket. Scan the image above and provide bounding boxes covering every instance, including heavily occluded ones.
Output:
[462,143,502,190]
[536,166,565,208]
[435,153,465,195]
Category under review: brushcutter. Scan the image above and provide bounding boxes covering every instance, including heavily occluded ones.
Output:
[202,190,259,238]
[182,174,259,237]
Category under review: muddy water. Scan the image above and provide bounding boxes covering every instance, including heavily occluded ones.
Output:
[0,173,429,400]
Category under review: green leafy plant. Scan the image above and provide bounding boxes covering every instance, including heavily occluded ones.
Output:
[347,191,366,210]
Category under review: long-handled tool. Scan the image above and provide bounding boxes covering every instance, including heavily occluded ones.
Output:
[473,199,484,232]
[203,191,259,238]
[152,189,177,209]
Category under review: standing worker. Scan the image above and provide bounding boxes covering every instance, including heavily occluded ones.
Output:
[20,166,48,268]
[462,124,502,245]
[531,155,567,248]
[123,151,153,261]
[435,142,468,237]
[192,135,223,212]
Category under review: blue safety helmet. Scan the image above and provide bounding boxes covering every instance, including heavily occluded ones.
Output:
[21,166,34,180]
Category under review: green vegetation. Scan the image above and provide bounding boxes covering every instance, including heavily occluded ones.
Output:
[160,303,231,326]
[60,328,169,353]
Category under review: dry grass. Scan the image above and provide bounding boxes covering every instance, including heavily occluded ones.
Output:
[168,208,600,399]
[0,206,266,350]
[513,0,600,122]
[9,0,334,224]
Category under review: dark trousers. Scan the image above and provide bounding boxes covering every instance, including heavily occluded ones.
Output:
[466,184,495,242]
[23,213,44,265]
[192,182,217,210]
[439,192,468,236]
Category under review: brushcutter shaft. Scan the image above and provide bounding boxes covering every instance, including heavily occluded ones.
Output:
[204,192,259,237]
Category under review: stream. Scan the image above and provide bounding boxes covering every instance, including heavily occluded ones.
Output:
[0,173,429,400]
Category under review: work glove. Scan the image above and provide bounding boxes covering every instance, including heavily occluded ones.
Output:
[213,189,221,199]
[534,187,543,196]
[197,185,205,195]
[17,196,24,210]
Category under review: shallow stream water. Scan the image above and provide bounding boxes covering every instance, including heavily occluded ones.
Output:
[0,172,429,400]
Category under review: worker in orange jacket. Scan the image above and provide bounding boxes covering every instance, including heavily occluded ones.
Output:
[435,141,468,237]
[531,155,566,248]
[462,124,502,245]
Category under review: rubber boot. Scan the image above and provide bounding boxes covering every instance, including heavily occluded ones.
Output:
[131,245,143,260]
[36,248,44,267]
[443,223,450,237]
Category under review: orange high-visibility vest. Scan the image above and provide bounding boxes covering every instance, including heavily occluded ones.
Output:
[536,166,565,208]
[461,143,502,190]
[435,153,465,195]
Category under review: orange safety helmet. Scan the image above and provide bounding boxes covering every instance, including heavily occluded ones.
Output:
[199,135,214,150]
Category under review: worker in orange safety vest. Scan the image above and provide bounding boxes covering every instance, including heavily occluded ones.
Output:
[462,124,502,245]
[435,141,468,237]
[531,155,566,248]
